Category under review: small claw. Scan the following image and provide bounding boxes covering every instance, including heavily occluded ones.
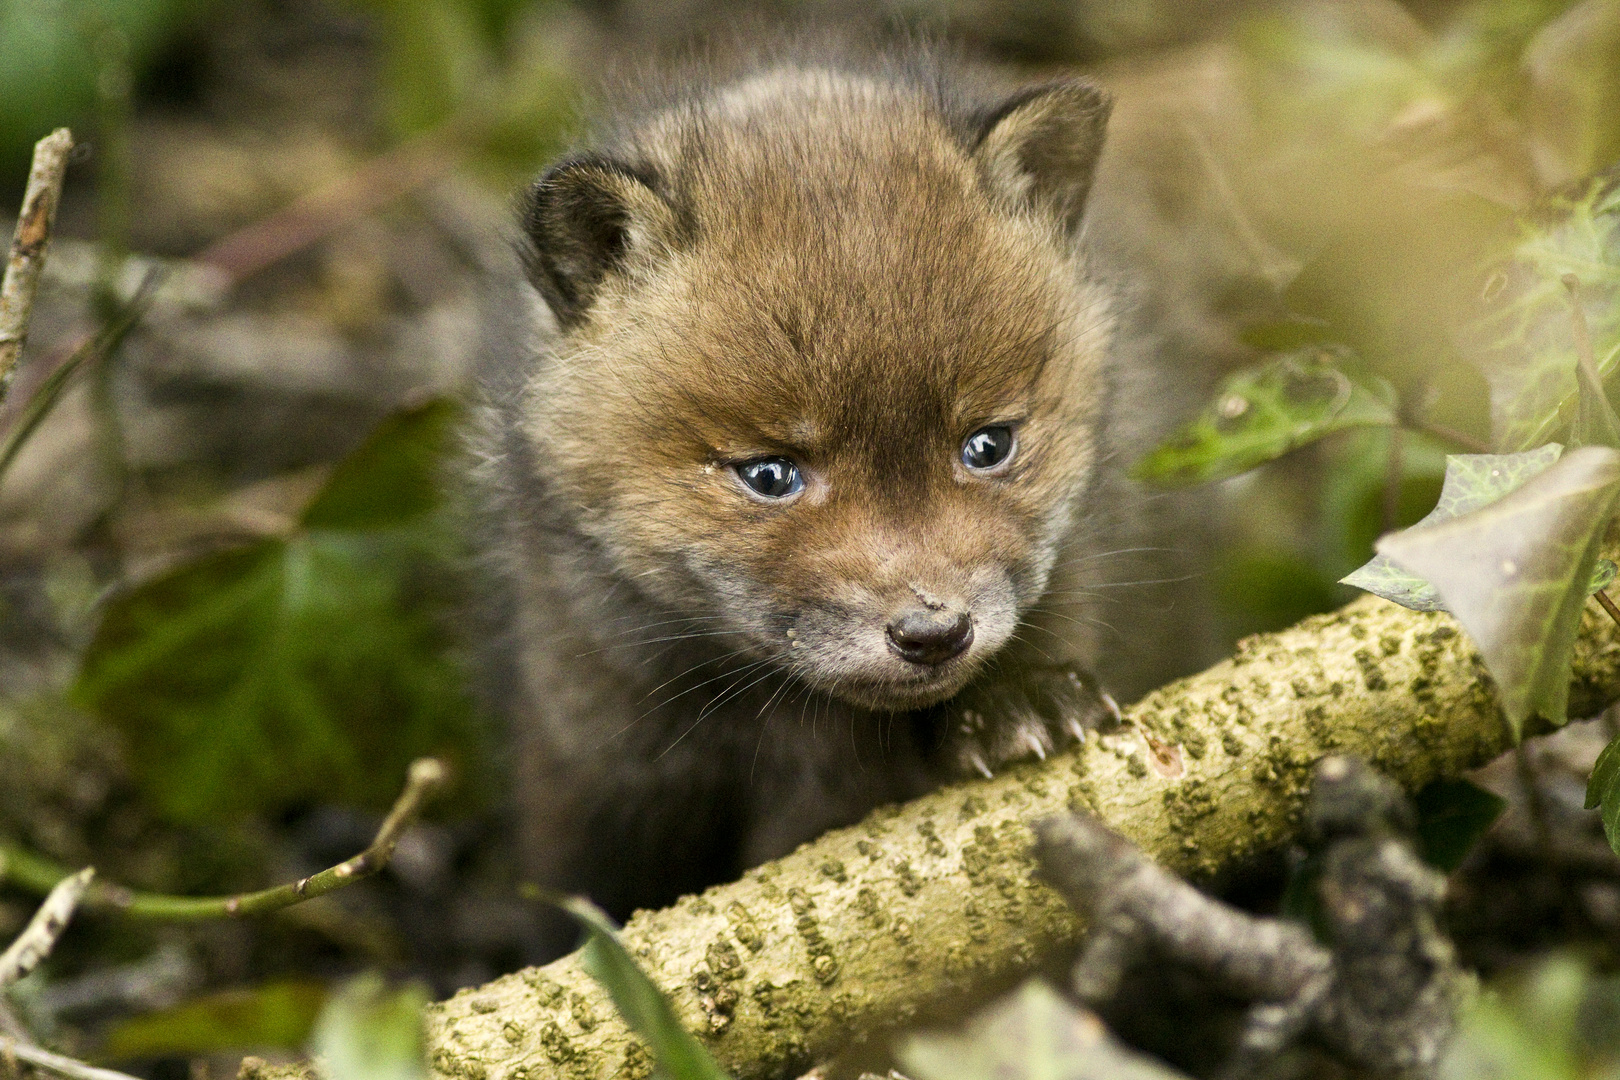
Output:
[1023,730,1047,760]
[1065,717,1088,744]
[1100,691,1123,724]
[969,751,994,779]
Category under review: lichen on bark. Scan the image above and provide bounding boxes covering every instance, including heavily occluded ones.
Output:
[424,595,1620,1080]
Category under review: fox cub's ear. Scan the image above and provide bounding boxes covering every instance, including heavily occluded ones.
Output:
[973,81,1112,239]
[521,157,679,326]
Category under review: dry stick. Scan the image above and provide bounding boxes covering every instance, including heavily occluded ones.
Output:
[0,129,73,404]
[0,759,446,920]
[1408,418,1491,454]
[422,595,1620,1080]
[1,1039,143,1080]
[0,868,94,988]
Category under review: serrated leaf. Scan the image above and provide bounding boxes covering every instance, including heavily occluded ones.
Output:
[555,897,731,1080]
[103,982,326,1060]
[1133,349,1396,487]
[1341,445,1563,609]
[1473,171,1620,453]
[310,974,430,1080]
[72,401,477,824]
[1377,445,1620,733]
[899,980,1188,1080]
[1413,778,1508,872]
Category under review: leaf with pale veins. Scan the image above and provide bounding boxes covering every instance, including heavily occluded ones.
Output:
[1376,445,1620,733]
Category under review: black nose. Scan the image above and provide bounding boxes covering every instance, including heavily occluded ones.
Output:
[886,610,973,666]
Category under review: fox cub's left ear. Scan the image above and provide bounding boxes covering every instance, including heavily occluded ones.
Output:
[973,81,1112,239]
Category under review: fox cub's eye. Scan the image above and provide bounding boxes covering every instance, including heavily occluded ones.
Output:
[735,457,804,499]
[962,426,1015,471]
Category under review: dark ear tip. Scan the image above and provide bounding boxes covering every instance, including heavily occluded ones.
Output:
[973,79,1113,149]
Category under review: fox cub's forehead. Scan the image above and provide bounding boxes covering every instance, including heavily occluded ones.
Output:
[631,89,1075,429]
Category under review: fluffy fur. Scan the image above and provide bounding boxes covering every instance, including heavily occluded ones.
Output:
[466,43,1219,944]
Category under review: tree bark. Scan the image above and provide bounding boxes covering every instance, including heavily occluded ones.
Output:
[423,596,1620,1080]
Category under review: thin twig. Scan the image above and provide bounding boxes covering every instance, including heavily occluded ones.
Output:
[1407,419,1492,453]
[0,759,447,921]
[195,127,459,290]
[1596,589,1620,630]
[2,1038,143,1080]
[1382,424,1404,535]
[1563,274,1603,387]
[0,868,94,988]
[0,129,74,404]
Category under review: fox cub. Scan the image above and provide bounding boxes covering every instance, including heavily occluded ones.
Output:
[467,46,1217,935]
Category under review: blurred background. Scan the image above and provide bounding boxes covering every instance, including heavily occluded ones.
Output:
[1,0,1620,1076]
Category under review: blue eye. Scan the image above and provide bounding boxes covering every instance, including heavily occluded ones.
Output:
[735,457,804,499]
[962,426,1015,471]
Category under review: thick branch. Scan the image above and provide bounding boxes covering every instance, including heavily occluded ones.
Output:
[424,597,1620,1080]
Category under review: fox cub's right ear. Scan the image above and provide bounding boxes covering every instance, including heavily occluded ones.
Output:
[521,157,679,326]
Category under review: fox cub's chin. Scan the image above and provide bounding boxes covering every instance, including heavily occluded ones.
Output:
[467,46,1212,948]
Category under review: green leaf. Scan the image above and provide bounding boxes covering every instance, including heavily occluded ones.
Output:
[1413,778,1507,872]
[1571,339,1620,450]
[302,400,457,530]
[554,896,732,1080]
[1586,734,1620,856]
[1521,0,1620,188]
[102,982,326,1060]
[1472,171,1620,453]
[899,980,1188,1080]
[1376,445,1620,733]
[1133,349,1396,487]
[309,974,430,1080]
[1341,445,1564,610]
[73,401,477,823]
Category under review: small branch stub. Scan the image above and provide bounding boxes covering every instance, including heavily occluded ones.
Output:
[0,128,73,403]
[0,867,94,988]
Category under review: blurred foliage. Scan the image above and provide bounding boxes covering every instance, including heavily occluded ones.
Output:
[1413,777,1509,871]
[1472,172,1620,452]
[102,981,326,1060]
[900,979,1185,1080]
[71,400,480,825]
[310,973,431,1080]
[1442,953,1620,1079]
[0,0,212,175]
[1134,348,1396,487]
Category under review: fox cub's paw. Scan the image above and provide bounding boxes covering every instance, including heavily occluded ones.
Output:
[944,666,1119,779]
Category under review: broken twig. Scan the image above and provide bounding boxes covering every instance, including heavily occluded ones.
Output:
[0,867,94,988]
[0,129,73,404]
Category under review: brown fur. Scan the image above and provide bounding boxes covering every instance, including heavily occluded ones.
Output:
[466,45,1220,948]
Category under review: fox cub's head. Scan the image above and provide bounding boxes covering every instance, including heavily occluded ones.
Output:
[518,69,1113,711]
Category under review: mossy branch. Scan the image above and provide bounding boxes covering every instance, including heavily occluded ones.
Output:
[424,596,1620,1080]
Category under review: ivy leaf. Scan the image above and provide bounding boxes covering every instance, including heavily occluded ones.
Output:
[1376,445,1620,733]
[103,982,327,1060]
[1341,445,1563,609]
[899,980,1187,1080]
[1586,734,1620,856]
[1133,349,1396,487]
[554,896,732,1080]
[1471,170,1620,453]
[73,401,478,824]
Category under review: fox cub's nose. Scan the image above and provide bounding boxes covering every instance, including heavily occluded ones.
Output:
[886,609,973,666]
